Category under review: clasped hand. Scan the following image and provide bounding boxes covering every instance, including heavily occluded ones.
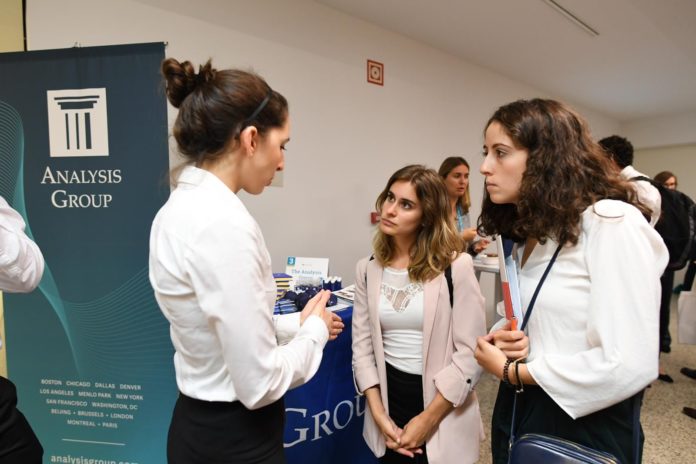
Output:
[299,290,344,340]
[375,411,429,458]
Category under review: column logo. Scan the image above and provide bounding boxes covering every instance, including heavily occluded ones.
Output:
[47,88,109,157]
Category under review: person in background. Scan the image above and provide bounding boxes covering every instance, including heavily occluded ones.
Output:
[151,58,342,464]
[655,171,696,295]
[0,196,44,463]
[600,135,673,383]
[438,157,489,255]
[599,135,661,226]
[681,367,696,420]
[654,171,678,191]
[656,170,696,415]
[475,99,667,463]
[352,164,486,464]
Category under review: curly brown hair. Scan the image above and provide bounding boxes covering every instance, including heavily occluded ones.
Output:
[478,98,650,245]
[373,165,462,282]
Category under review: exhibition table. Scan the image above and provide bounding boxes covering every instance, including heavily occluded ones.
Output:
[283,305,378,463]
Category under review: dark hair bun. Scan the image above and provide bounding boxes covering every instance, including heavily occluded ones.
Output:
[161,58,217,108]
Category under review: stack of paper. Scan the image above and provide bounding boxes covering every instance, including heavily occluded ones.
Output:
[274,298,297,315]
[273,273,293,301]
[333,284,355,303]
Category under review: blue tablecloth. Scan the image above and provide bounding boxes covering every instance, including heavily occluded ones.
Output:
[283,305,378,463]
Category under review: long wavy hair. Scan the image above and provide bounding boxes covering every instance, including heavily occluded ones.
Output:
[654,170,677,188]
[438,156,471,215]
[478,98,649,245]
[373,165,463,282]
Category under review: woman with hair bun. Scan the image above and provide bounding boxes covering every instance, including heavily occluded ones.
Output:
[150,58,342,463]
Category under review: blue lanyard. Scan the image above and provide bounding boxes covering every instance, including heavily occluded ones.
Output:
[456,204,465,232]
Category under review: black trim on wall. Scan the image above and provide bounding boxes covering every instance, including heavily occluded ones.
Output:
[22,0,27,51]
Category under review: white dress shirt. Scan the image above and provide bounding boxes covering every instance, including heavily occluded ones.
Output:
[620,165,661,226]
[149,166,328,409]
[496,200,667,419]
[0,196,44,293]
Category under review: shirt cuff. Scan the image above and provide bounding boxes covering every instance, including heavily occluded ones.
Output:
[298,314,329,347]
[274,312,301,345]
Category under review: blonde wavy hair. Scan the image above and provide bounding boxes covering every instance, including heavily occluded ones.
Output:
[373,165,463,282]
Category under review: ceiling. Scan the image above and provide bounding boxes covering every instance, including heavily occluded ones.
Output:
[316,0,696,123]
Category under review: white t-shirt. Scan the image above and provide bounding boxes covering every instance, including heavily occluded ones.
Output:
[149,166,328,409]
[495,200,668,419]
[379,267,424,375]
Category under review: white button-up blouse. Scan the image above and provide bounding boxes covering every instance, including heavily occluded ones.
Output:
[149,166,328,409]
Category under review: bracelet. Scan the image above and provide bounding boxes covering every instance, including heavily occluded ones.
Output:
[514,361,523,392]
[502,359,513,386]
[514,358,527,393]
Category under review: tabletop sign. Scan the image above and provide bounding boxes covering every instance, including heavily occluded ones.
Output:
[286,257,329,282]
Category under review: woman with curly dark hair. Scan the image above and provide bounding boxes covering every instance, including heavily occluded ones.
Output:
[473,99,668,463]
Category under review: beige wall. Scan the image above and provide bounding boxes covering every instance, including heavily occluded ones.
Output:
[634,144,696,201]
[0,0,23,52]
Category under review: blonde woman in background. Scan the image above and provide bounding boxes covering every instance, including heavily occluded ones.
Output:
[438,157,489,254]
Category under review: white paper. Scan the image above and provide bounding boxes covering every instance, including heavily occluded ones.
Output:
[505,255,524,322]
[285,256,329,281]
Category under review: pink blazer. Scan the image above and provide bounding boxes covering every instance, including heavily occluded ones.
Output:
[351,253,486,464]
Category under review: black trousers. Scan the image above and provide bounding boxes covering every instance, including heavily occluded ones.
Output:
[0,377,42,464]
[660,270,674,353]
[167,393,286,464]
[379,363,428,464]
[491,382,642,464]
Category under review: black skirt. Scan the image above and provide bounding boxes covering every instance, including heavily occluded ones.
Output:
[167,393,286,464]
[491,382,643,464]
[379,362,428,464]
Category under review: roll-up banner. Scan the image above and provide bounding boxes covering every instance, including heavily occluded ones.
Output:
[0,43,173,463]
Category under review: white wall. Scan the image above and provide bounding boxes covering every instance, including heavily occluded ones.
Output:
[634,144,696,201]
[27,0,620,284]
[622,112,696,149]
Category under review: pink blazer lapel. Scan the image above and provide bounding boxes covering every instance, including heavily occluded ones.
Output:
[366,259,383,333]
[422,273,443,364]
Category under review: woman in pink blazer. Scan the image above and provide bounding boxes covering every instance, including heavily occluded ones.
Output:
[352,165,486,464]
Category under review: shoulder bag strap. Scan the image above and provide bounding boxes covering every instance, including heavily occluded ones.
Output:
[519,244,563,331]
[444,264,453,308]
[509,243,562,449]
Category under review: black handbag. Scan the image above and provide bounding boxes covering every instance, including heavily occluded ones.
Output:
[505,241,639,464]
[510,433,619,464]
